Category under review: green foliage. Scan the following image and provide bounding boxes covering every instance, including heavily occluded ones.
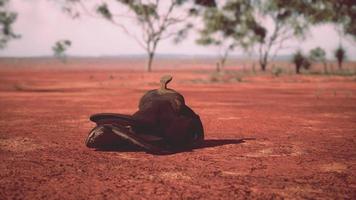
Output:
[52,40,72,62]
[196,0,263,71]
[309,47,326,63]
[320,1,355,38]
[96,3,112,20]
[270,0,356,39]
[309,47,328,73]
[334,46,347,69]
[251,0,310,71]
[195,0,311,72]
[0,0,19,49]
[198,0,262,48]
[259,0,309,38]
[69,0,190,71]
[248,22,266,43]
[174,24,192,43]
[272,67,283,77]
[118,0,159,22]
[109,0,190,71]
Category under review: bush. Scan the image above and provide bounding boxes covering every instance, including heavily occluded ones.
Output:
[292,50,310,74]
[272,67,283,77]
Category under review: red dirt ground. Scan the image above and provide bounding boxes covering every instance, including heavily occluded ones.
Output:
[0,60,356,199]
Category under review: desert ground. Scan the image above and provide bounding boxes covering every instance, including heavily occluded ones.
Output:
[0,58,356,199]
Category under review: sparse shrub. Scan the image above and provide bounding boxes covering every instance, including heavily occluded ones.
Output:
[209,73,220,82]
[209,71,243,83]
[309,47,328,74]
[233,76,243,82]
[334,45,346,69]
[52,40,71,63]
[333,69,356,76]
[292,50,310,74]
[272,67,283,77]
[303,59,311,70]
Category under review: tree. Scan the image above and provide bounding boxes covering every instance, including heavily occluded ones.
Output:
[292,50,310,74]
[60,0,192,72]
[334,46,346,69]
[195,8,236,72]
[272,0,356,40]
[311,0,355,40]
[309,47,327,73]
[52,40,71,63]
[195,0,259,72]
[253,0,308,71]
[0,0,19,49]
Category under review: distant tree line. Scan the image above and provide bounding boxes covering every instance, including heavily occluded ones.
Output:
[291,45,347,74]
[1,0,355,72]
[58,0,354,72]
[194,0,354,72]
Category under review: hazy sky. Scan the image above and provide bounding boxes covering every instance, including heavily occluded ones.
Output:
[1,0,355,60]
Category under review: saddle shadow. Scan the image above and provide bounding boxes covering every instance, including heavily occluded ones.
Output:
[94,144,144,152]
[93,138,256,154]
[193,138,256,150]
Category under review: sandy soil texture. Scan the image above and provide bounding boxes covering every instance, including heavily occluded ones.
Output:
[0,62,356,199]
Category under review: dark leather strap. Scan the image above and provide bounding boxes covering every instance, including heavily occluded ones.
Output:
[90,113,140,126]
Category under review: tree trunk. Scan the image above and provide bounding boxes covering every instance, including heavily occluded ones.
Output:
[323,62,328,74]
[259,47,270,71]
[220,58,226,72]
[296,65,300,74]
[260,56,268,71]
[338,60,342,69]
[216,62,220,72]
[147,52,154,72]
[219,49,229,72]
[260,62,267,71]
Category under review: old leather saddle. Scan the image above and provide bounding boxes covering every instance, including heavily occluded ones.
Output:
[85,75,204,154]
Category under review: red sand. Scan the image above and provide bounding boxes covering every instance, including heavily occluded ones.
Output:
[0,63,356,199]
